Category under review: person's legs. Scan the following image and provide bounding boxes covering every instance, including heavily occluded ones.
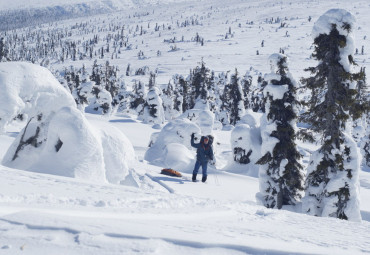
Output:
[201,161,208,182]
[192,160,201,181]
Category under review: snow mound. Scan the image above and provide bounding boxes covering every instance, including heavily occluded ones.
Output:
[180,100,214,135]
[164,143,194,172]
[0,63,135,184]
[98,123,136,184]
[145,119,200,171]
[230,111,262,177]
[2,107,105,182]
[3,107,136,183]
[0,62,76,133]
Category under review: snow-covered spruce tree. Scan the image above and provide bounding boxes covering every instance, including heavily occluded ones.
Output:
[143,86,165,125]
[301,9,364,221]
[76,65,94,112]
[130,80,146,116]
[174,74,191,112]
[173,86,183,115]
[207,71,222,114]
[257,54,304,209]
[217,72,231,125]
[242,70,253,109]
[148,72,156,90]
[250,73,267,113]
[0,37,8,62]
[87,61,113,115]
[353,68,370,168]
[364,115,370,168]
[190,60,211,105]
[162,81,181,120]
[229,69,245,126]
[103,61,119,107]
[116,79,130,113]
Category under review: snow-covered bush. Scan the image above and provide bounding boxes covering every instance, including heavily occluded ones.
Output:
[144,118,200,171]
[143,87,165,125]
[162,81,181,120]
[130,80,146,116]
[1,62,135,184]
[180,100,214,135]
[231,110,262,166]
[3,107,106,181]
[3,106,135,184]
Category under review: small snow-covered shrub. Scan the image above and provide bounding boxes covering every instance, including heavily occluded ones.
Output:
[230,111,262,177]
[180,100,214,135]
[143,87,165,125]
[231,124,261,165]
[144,118,200,170]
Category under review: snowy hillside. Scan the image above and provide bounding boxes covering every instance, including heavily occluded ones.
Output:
[0,0,191,10]
[0,0,370,254]
[0,0,196,30]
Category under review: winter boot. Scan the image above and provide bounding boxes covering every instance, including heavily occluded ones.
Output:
[202,175,207,183]
[192,174,197,182]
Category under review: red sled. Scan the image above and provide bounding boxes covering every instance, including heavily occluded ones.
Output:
[160,168,182,177]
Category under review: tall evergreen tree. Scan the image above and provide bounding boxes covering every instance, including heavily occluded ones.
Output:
[148,72,156,90]
[218,72,231,125]
[103,61,119,107]
[116,80,130,112]
[190,60,210,104]
[130,80,146,116]
[241,70,253,109]
[229,69,245,125]
[175,75,191,112]
[301,9,364,221]
[0,38,8,62]
[250,73,267,113]
[207,71,222,113]
[257,54,304,209]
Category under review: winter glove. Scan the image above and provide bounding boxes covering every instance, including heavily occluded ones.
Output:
[191,133,195,139]
[209,157,216,166]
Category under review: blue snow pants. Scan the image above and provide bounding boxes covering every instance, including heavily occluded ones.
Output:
[193,160,208,177]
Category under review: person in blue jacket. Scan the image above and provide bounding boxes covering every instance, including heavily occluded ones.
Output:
[191,133,214,182]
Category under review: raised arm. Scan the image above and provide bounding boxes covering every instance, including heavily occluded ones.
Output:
[190,133,199,148]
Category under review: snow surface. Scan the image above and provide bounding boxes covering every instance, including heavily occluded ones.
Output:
[1,113,370,254]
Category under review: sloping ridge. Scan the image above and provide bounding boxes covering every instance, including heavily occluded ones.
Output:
[0,0,193,31]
